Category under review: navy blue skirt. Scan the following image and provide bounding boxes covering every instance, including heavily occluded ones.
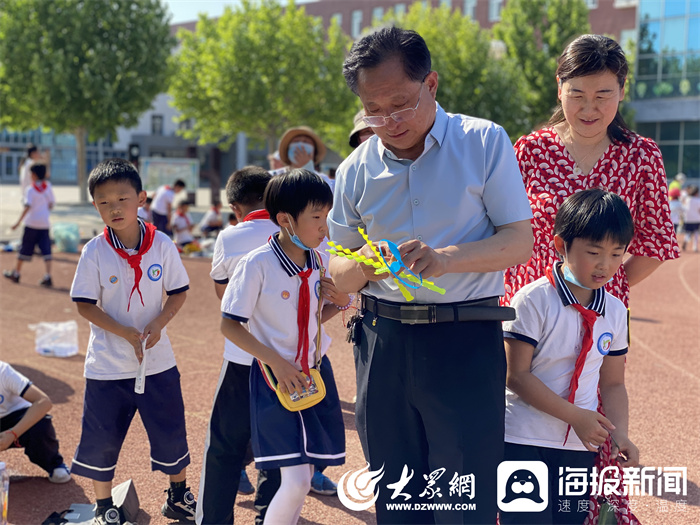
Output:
[250,355,346,469]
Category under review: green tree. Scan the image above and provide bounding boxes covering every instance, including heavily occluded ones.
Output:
[493,0,590,131]
[0,0,175,202]
[379,3,530,141]
[169,0,357,160]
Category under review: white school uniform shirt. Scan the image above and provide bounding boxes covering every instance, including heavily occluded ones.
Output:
[211,217,279,365]
[23,182,55,229]
[198,208,221,230]
[502,263,628,451]
[171,212,195,244]
[151,185,175,215]
[683,195,700,224]
[0,361,31,418]
[70,220,190,380]
[19,159,35,199]
[137,206,152,223]
[221,234,331,370]
[329,103,532,304]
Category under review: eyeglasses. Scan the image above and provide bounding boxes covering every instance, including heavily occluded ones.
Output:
[362,83,424,128]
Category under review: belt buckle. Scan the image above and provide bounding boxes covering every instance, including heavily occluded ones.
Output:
[399,304,437,324]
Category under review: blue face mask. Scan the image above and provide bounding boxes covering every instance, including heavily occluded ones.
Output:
[562,264,592,290]
[288,142,315,171]
[286,216,312,251]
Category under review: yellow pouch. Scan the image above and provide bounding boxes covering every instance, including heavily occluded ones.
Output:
[275,368,326,411]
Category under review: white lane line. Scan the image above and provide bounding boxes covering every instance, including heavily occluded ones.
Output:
[631,334,699,383]
[678,258,700,303]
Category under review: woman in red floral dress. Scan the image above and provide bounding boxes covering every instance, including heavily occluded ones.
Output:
[502,35,679,524]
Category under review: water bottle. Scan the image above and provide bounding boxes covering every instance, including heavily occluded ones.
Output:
[0,461,8,525]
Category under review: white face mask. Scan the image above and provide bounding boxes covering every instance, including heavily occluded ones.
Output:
[288,142,315,171]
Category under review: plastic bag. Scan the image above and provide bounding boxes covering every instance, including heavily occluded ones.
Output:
[52,223,80,253]
[28,321,79,357]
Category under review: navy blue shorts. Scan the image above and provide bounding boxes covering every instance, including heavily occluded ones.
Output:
[250,355,345,470]
[19,226,51,261]
[71,366,190,482]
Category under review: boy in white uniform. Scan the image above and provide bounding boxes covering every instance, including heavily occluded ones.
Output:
[0,361,70,483]
[151,179,186,234]
[70,159,196,525]
[3,163,55,286]
[221,169,348,525]
[198,166,279,525]
[171,197,196,249]
[500,189,639,525]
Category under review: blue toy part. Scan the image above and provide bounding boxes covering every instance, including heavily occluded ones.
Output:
[378,239,423,289]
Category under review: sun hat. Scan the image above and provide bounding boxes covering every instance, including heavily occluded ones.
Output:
[278,126,327,166]
[349,110,372,148]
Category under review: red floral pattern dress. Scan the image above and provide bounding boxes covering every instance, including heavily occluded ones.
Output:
[503,127,680,308]
[502,128,679,525]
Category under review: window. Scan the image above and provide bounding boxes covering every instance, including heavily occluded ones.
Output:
[151,115,163,136]
[463,0,476,18]
[584,0,598,8]
[372,7,384,22]
[440,0,452,7]
[330,13,342,27]
[395,3,406,16]
[488,0,503,21]
[351,10,363,38]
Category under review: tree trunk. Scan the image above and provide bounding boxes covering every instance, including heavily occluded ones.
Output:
[75,127,88,203]
[209,147,221,205]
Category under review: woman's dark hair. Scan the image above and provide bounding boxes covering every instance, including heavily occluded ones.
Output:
[264,169,333,226]
[88,158,142,198]
[343,27,431,95]
[226,166,272,206]
[549,34,631,144]
[554,189,634,250]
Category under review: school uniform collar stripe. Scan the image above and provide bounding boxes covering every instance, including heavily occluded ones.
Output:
[268,233,319,277]
[552,262,606,315]
[107,218,146,251]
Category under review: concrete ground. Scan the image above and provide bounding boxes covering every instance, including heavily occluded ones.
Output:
[0,184,698,524]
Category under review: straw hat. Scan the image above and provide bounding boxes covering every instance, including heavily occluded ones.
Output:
[278,126,327,166]
[349,110,371,148]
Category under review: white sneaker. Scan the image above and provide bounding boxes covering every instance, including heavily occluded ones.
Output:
[49,463,71,483]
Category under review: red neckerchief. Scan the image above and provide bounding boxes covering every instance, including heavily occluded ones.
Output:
[243,209,270,222]
[546,266,601,446]
[33,181,47,192]
[295,267,313,376]
[176,211,191,227]
[104,222,157,311]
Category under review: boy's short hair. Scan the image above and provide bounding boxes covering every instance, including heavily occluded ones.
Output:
[226,166,272,207]
[554,189,634,249]
[174,179,186,189]
[88,158,143,198]
[264,168,333,226]
[30,163,47,180]
[26,143,38,157]
[145,196,153,204]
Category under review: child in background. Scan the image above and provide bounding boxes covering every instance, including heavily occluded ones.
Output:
[500,189,639,525]
[171,197,196,250]
[70,159,196,525]
[0,360,70,483]
[228,213,238,228]
[220,169,347,525]
[681,185,700,252]
[138,196,153,224]
[198,201,224,238]
[151,179,186,234]
[3,163,55,287]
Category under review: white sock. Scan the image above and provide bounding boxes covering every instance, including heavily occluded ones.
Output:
[263,464,313,525]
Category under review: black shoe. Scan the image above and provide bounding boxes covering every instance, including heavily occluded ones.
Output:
[238,469,255,495]
[161,487,196,522]
[3,270,19,283]
[39,275,53,287]
[92,506,122,525]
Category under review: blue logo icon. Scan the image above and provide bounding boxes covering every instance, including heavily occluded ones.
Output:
[148,264,163,281]
[597,332,613,355]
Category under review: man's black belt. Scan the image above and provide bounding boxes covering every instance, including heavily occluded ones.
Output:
[361,295,515,324]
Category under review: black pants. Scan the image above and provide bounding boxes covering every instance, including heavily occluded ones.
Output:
[499,443,596,525]
[354,310,506,524]
[0,408,64,474]
[197,360,279,525]
[151,211,171,235]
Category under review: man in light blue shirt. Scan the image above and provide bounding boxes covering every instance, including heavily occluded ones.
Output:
[329,27,533,524]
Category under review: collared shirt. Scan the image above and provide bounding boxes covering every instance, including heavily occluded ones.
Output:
[70,224,189,380]
[329,103,532,303]
[221,234,330,369]
[502,262,628,451]
[0,361,31,418]
[23,181,55,230]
